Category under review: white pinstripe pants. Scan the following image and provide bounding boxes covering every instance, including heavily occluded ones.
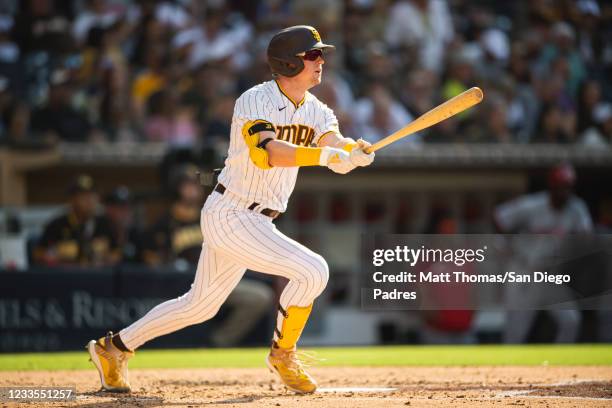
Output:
[120,190,329,350]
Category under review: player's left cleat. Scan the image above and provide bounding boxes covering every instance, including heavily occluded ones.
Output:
[87,331,134,393]
[266,344,317,394]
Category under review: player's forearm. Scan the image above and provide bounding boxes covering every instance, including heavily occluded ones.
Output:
[266,139,344,168]
[317,132,356,150]
[266,139,301,167]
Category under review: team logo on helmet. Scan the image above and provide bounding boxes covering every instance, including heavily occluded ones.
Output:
[310,28,321,42]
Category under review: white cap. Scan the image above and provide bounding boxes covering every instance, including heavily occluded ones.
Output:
[594,103,612,124]
[552,22,575,40]
[577,0,600,16]
[481,29,510,61]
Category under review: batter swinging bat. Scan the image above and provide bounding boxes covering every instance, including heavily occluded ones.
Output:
[363,87,484,154]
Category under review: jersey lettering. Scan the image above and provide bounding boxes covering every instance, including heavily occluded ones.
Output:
[275,124,315,146]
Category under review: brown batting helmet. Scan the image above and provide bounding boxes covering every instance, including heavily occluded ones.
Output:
[267,25,335,77]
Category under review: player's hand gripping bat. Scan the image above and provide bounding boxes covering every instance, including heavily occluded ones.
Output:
[363,87,484,154]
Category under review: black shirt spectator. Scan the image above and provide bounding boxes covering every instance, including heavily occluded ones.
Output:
[142,165,204,267]
[103,186,143,264]
[34,174,119,267]
[31,70,93,142]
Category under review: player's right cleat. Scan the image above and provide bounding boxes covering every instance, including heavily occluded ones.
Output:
[266,345,317,394]
[87,332,134,393]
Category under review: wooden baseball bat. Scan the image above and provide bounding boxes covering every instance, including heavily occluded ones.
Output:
[363,87,484,154]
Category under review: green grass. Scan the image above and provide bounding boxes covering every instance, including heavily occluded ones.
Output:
[0,345,610,371]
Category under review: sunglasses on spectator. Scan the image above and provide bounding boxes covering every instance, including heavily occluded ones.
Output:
[297,49,323,61]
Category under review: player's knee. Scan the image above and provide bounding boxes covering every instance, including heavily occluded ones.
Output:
[307,254,329,298]
[179,291,223,324]
[193,303,223,324]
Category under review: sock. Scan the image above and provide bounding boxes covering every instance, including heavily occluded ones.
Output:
[112,333,132,352]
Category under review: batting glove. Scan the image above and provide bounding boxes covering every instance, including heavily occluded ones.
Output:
[319,146,356,174]
[328,160,357,174]
[349,139,375,167]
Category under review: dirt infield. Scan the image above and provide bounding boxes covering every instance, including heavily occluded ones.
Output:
[1,366,611,407]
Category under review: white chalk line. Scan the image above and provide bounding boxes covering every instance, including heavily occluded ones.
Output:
[317,387,397,393]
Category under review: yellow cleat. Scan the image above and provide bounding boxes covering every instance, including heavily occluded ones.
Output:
[266,345,317,394]
[86,332,134,393]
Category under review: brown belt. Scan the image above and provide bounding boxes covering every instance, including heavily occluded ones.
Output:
[214,184,281,219]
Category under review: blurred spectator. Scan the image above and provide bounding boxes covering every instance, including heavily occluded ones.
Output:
[83,20,132,131]
[12,0,74,56]
[354,82,417,145]
[103,186,141,264]
[473,28,511,86]
[495,163,593,343]
[0,100,45,148]
[536,22,586,97]
[361,42,397,90]
[174,5,252,71]
[31,69,98,143]
[441,51,476,101]
[0,14,19,71]
[400,68,438,118]
[426,116,459,143]
[532,103,574,143]
[34,174,119,267]
[464,93,513,143]
[143,88,199,146]
[205,92,235,146]
[342,2,372,78]
[72,0,125,45]
[576,79,603,134]
[292,0,341,34]
[384,0,453,72]
[505,46,540,142]
[580,103,612,147]
[256,0,297,31]
[574,0,604,66]
[142,164,204,267]
[130,5,168,68]
[131,47,168,120]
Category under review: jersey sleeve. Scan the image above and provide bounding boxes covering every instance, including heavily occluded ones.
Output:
[234,90,275,125]
[494,196,532,232]
[573,199,594,233]
[232,90,276,149]
[313,102,340,145]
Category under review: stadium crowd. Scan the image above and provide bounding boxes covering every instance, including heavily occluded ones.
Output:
[0,0,610,149]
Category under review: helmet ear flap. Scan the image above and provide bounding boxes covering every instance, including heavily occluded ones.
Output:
[286,56,304,77]
[269,56,304,77]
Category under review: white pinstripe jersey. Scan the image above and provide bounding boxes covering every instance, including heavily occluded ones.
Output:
[217,79,339,211]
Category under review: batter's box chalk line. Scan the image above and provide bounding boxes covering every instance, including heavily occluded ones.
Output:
[317,387,397,393]
[495,379,612,401]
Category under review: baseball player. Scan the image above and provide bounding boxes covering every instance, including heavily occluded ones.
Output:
[87,25,375,394]
[495,163,593,343]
